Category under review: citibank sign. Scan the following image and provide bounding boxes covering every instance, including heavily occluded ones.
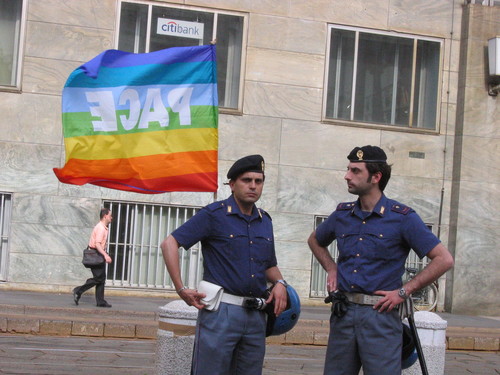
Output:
[157,18,204,40]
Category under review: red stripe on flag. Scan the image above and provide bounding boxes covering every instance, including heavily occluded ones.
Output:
[54,171,217,193]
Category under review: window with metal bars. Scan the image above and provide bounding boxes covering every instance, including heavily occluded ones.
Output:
[0,192,12,281]
[103,200,203,289]
[309,215,431,298]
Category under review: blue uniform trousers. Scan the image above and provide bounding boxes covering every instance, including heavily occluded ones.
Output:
[324,303,402,375]
[192,303,266,375]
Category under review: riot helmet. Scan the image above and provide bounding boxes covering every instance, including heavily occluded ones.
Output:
[265,284,301,337]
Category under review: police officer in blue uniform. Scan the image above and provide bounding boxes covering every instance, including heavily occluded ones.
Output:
[161,155,288,375]
[308,145,454,375]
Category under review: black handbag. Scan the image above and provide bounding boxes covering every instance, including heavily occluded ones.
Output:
[82,247,105,268]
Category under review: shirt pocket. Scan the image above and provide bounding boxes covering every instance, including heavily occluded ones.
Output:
[361,229,401,260]
[253,234,275,265]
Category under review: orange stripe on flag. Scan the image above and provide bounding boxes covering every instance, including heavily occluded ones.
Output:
[55,150,217,180]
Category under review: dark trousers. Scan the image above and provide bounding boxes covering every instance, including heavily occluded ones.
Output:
[74,264,106,305]
[324,303,402,375]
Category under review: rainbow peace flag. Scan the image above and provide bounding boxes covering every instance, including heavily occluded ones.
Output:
[53,45,218,194]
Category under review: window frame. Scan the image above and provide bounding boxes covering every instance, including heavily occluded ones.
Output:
[322,24,444,134]
[0,0,27,92]
[116,0,248,114]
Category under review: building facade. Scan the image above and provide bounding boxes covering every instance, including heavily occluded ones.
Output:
[0,0,498,315]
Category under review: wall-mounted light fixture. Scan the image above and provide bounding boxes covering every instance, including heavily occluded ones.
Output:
[488,37,500,96]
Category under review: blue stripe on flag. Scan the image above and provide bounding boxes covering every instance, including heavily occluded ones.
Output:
[62,83,217,113]
[66,61,216,88]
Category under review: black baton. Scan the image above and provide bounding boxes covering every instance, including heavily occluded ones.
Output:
[407,303,429,375]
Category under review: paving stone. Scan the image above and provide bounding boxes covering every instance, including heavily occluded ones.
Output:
[285,327,314,345]
[448,336,475,350]
[7,317,40,334]
[313,330,329,346]
[72,321,104,337]
[0,317,6,332]
[40,319,72,336]
[104,322,136,338]
[136,323,157,339]
[474,337,500,351]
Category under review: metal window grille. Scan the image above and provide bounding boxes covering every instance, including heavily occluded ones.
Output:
[309,215,431,298]
[0,193,12,281]
[103,200,202,290]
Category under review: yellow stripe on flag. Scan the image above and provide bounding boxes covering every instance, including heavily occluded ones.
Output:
[64,128,218,162]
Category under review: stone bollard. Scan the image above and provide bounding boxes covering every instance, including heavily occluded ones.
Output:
[155,300,199,375]
[403,311,447,375]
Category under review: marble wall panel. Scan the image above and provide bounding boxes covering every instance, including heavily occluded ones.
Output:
[439,102,457,137]
[58,183,173,202]
[187,0,290,17]
[169,192,218,208]
[246,47,324,88]
[272,212,314,243]
[12,194,99,227]
[447,71,459,106]
[381,131,446,180]
[388,0,456,38]
[452,180,500,228]
[458,137,500,184]
[8,252,88,284]
[275,240,313,272]
[218,114,282,164]
[443,39,461,75]
[467,5,500,41]
[384,175,443,224]
[10,223,91,257]
[465,40,490,81]
[275,269,312,300]
[277,166,350,216]
[28,0,116,30]
[280,120,382,170]
[248,14,326,55]
[451,226,499,315]
[0,93,61,144]
[244,81,322,122]
[25,21,113,62]
[463,89,500,138]
[22,57,77,96]
[0,142,60,194]
[289,0,390,29]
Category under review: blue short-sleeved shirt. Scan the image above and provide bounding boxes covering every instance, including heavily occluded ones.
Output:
[171,194,277,297]
[315,194,440,294]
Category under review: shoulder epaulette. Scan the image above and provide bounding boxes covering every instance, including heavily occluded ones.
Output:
[258,208,272,220]
[206,201,226,212]
[391,204,412,215]
[336,202,356,211]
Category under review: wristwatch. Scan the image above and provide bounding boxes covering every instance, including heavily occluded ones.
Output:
[398,287,409,300]
[275,279,288,287]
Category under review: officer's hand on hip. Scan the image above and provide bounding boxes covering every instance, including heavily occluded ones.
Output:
[179,289,207,310]
[373,289,404,312]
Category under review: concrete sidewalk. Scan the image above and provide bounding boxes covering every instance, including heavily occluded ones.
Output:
[1,289,499,351]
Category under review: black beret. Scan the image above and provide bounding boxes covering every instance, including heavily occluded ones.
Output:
[347,145,387,163]
[227,155,265,180]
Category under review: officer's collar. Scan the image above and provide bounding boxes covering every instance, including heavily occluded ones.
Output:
[353,194,388,217]
[225,195,260,220]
